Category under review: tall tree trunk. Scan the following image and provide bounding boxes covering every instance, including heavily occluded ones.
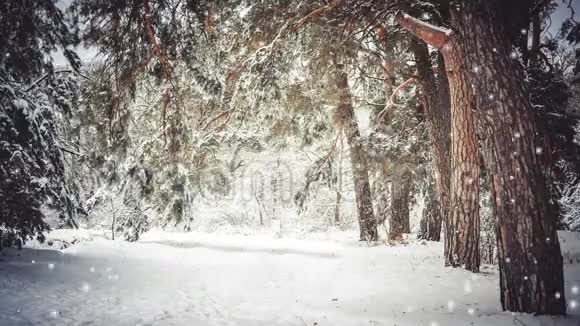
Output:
[389,171,412,240]
[419,176,442,241]
[444,37,481,272]
[412,40,451,242]
[335,63,378,241]
[396,2,567,314]
[399,14,481,272]
[334,136,343,224]
[450,1,566,314]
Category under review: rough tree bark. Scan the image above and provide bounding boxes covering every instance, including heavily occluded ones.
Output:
[397,1,567,314]
[412,39,451,242]
[334,63,378,241]
[397,13,480,272]
[389,171,413,240]
[450,1,566,314]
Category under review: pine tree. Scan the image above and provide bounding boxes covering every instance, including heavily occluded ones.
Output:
[0,0,81,248]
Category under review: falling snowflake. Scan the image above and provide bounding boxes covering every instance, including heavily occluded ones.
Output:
[473,66,479,73]
[520,29,527,35]
[49,310,60,318]
[535,147,543,154]
[31,260,35,264]
[555,292,561,299]
[447,300,455,312]
[422,13,431,20]
[81,282,91,293]
[509,176,515,180]
[523,276,528,281]
[90,267,96,273]
[48,263,55,270]
[510,52,518,59]
[467,307,475,315]
[514,132,521,138]
[572,285,579,295]
[464,280,472,293]
[570,300,577,310]
[505,257,511,263]
[488,94,495,100]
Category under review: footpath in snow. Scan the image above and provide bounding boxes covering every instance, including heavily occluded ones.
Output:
[0,229,579,326]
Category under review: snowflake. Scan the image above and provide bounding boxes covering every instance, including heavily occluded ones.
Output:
[464,280,472,293]
[48,263,55,270]
[81,282,91,293]
[555,292,561,299]
[467,307,475,315]
[572,285,579,295]
[447,300,455,312]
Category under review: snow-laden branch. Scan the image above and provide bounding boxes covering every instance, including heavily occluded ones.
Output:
[25,69,89,92]
[394,11,452,50]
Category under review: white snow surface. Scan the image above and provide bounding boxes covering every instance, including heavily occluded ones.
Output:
[1,229,579,326]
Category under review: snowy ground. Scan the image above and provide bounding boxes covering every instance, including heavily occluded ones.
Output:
[0,230,579,326]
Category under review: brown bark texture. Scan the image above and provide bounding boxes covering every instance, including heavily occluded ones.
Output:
[450,1,566,314]
[412,40,451,242]
[397,12,481,272]
[335,64,379,241]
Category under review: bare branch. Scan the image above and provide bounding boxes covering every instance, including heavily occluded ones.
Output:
[377,76,417,121]
[290,0,344,31]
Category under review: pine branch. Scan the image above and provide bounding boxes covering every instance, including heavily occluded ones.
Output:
[143,0,172,140]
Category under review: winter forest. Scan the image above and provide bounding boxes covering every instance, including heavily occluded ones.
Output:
[2,0,580,325]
